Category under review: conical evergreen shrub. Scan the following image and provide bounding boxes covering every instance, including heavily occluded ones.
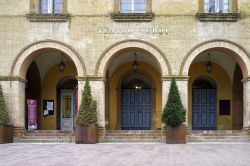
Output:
[75,77,97,126]
[162,78,185,126]
[0,84,11,125]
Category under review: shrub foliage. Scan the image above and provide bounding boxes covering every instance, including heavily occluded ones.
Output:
[75,78,97,126]
[162,78,186,127]
[0,84,11,125]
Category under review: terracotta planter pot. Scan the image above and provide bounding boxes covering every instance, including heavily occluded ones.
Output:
[75,124,98,144]
[0,125,13,144]
[166,124,186,144]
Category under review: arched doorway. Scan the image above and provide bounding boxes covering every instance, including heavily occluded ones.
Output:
[121,73,152,130]
[23,49,78,130]
[192,77,217,130]
[182,40,248,130]
[10,40,85,130]
[57,77,78,130]
[105,50,162,130]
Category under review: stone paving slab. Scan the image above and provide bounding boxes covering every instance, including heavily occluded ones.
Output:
[0,143,250,166]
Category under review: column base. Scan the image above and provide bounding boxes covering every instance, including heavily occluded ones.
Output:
[244,127,250,135]
[13,127,26,138]
[161,127,167,141]
[98,127,106,140]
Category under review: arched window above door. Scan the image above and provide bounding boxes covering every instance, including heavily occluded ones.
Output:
[192,77,217,89]
[121,74,151,89]
[57,77,78,89]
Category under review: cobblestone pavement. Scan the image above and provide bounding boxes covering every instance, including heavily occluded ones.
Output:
[0,143,250,166]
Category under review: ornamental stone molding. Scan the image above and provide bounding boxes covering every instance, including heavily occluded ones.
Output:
[180,39,250,78]
[95,39,171,77]
[11,40,86,79]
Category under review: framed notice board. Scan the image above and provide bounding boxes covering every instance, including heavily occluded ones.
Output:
[43,100,54,116]
[219,100,230,115]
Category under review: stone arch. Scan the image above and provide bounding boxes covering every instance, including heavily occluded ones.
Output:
[95,39,171,77]
[180,39,250,77]
[11,40,86,79]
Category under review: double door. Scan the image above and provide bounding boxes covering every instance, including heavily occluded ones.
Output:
[121,89,152,130]
[192,89,217,130]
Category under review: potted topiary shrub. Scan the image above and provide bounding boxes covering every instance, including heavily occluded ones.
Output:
[75,77,98,144]
[0,84,13,144]
[162,78,186,144]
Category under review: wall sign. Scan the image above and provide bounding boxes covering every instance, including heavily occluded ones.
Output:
[43,100,54,116]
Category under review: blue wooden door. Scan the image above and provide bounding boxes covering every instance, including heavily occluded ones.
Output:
[121,89,152,130]
[192,89,216,130]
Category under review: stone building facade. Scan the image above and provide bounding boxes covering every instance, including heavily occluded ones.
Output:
[0,0,250,137]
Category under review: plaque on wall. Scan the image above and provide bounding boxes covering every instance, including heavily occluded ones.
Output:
[219,100,230,115]
[43,100,54,116]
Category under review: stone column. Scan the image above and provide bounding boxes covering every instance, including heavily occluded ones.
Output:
[77,78,105,129]
[175,77,189,126]
[11,80,26,129]
[242,78,250,130]
[161,77,171,116]
[162,77,189,126]
[90,80,105,128]
[77,80,85,111]
[0,80,26,129]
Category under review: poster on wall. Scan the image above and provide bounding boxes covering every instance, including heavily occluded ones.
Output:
[27,99,37,130]
[43,100,54,116]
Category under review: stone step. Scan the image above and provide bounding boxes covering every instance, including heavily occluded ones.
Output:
[21,136,74,139]
[106,133,161,137]
[24,130,74,135]
[15,139,75,143]
[187,135,248,137]
[188,130,246,134]
[100,130,163,143]
[188,133,247,135]
[15,130,75,143]
[25,130,73,133]
[99,139,163,143]
[188,135,248,137]
[188,137,248,140]
[104,136,161,139]
[187,130,249,142]
[24,133,75,137]
[105,130,161,133]
[187,139,249,143]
